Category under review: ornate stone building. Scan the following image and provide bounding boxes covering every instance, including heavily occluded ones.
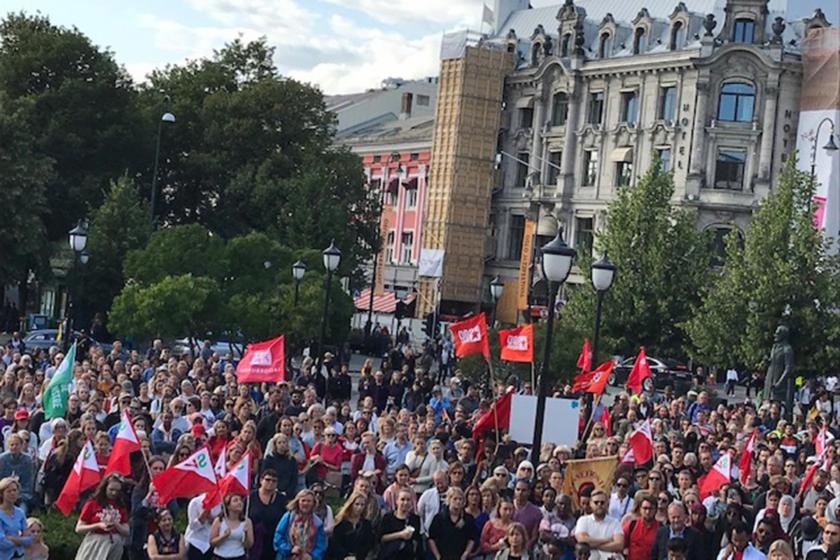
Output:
[483,0,832,314]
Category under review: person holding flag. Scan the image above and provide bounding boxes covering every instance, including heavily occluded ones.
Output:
[209,493,254,559]
[74,472,130,560]
[43,342,76,420]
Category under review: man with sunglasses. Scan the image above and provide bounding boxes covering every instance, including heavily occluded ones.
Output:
[573,489,624,560]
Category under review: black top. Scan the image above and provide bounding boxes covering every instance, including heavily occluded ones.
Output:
[326,518,375,560]
[260,454,298,502]
[379,512,422,560]
[428,511,477,560]
[249,489,288,560]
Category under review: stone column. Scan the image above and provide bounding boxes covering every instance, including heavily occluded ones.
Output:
[530,94,545,180]
[689,80,710,176]
[758,84,778,180]
[561,85,580,178]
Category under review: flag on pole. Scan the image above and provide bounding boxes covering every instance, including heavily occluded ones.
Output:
[625,347,652,394]
[203,452,252,509]
[498,324,534,363]
[214,446,227,479]
[738,429,758,485]
[236,335,286,383]
[449,313,490,360]
[56,440,101,514]
[472,388,514,438]
[577,339,592,372]
[106,410,141,476]
[44,342,76,419]
[154,447,217,505]
[698,452,732,499]
[481,4,495,26]
[571,360,612,395]
[628,419,654,465]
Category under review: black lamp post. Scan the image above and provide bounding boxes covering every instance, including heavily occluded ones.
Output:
[150,110,176,228]
[67,220,88,350]
[319,240,341,403]
[531,229,576,463]
[489,275,504,327]
[590,253,617,367]
[292,259,307,307]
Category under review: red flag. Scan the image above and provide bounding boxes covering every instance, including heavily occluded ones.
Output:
[628,419,654,465]
[499,324,533,363]
[472,388,514,438]
[154,447,217,504]
[800,428,832,498]
[203,451,252,509]
[236,335,286,383]
[106,410,142,476]
[571,360,613,395]
[449,313,490,360]
[598,405,612,437]
[577,339,592,372]
[56,440,101,515]
[698,452,732,499]
[738,429,757,485]
[625,347,652,394]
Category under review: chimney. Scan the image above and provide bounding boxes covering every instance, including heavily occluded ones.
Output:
[400,92,413,120]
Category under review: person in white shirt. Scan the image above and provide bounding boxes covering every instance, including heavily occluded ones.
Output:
[185,492,222,558]
[417,470,449,536]
[725,368,739,396]
[574,489,624,560]
[608,476,634,522]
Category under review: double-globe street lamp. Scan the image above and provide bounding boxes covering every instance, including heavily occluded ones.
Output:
[319,240,341,403]
[590,254,617,367]
[530,229,576,462]
[292,260,307,307]
[67,220,89,350]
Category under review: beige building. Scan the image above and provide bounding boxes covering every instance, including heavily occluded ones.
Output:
[479,0,832,318]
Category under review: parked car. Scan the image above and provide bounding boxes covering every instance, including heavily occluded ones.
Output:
[173,338,243,359]
[22,330,112,353]
[610,355,692,393]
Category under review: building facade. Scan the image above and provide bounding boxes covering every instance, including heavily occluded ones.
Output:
[480,0,830,316]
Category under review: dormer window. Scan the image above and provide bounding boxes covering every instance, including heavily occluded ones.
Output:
[633,27,647,54]
[561,34,572,57]
[599,32,612,58]
[733,18,755,43]
[670,21,685,50]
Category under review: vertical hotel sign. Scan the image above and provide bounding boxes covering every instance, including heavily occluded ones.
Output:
[516,219,535,310]
[375,216,389,296]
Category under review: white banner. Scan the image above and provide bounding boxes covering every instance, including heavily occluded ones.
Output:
[418,248,445,278]
[509,395,580,448]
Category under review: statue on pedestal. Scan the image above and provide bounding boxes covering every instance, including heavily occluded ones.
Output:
[762,325,794,409]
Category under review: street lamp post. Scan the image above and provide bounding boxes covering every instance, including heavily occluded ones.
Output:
[319,240,341,403]
[489,275,504,328]
[150,111,176,228]
[292,260,307,307]
[590,253,617,367]
[67,221,88,350]
[531,230,576,463]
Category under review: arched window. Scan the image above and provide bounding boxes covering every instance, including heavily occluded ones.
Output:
[561,34,571,57]
[633,27,647,54]
[718,82,755,122]
[598,32,612,58]
[670,21,685,50]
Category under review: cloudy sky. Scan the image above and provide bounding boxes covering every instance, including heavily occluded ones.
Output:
[2,0,836,95]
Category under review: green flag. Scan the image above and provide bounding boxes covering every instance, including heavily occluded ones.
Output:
[44,342,76,419]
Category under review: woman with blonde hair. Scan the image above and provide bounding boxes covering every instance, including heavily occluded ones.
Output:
[22,517,48,560]
[326,491,375,560]
[0,478,31,558]
[495,522,530,560]
[767,539,794,560]
[274,489,327,560]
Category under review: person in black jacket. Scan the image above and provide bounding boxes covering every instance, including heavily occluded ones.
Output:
[327,490,375,560]
[650,502,703,560]
[261,433,299,503]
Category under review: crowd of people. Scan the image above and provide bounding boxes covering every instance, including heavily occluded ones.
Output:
[0,334,838,560]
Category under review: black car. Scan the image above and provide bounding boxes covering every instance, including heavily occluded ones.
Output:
[610,355,692,393]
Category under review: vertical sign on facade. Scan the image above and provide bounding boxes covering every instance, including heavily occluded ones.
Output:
[517,219,535,310]
[375,217,389,295]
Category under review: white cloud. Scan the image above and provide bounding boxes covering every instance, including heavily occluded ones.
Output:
[321,0,479,26]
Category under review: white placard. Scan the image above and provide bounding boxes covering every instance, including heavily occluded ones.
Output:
[418,248,445,277]
[509,394,580,448]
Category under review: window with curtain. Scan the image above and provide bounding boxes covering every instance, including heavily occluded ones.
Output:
[714,148,747,190]
[588,92,605,125]
[659,86,677,121]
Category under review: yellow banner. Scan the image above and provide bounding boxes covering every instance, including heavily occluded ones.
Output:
[375,216,389,296]
[517,218,535,310]
[562,455,619,510]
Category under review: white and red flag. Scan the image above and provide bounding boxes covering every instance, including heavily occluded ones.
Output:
[56,440,101,515]
[699,452,732,499]
[106,410,142,476]
[498,324,533,363]
[154,447,217,504]
[571,360,613,395]
[449,313,490,360]
[625,347,652,394]
[203,452,252,509]
[237,335,286,383]
[738,429,758,485]
[628,419,654,465]
[214,446,227,479]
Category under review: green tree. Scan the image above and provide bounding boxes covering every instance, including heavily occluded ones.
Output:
[560,159,712,360]
[686,158,840,373]
[138,38,379,274]
[0,93,52,289]
[0,12,141,244]
[75,176,151,324]
[123,224,226,285]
